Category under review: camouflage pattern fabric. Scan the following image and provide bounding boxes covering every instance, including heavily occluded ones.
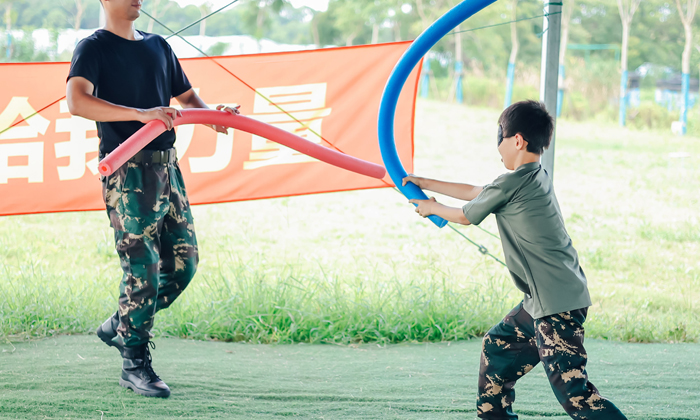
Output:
[477,302,627,419]
[102,154,198,347]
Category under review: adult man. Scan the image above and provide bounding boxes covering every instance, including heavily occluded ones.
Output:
[66,0,238,398]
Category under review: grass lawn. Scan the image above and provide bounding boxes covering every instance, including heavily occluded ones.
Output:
[1,335,698,419]
[1,99,699,344]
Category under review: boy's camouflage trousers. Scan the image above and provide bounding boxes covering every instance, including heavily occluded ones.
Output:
[102,155,198,347]
[477,302,627,420]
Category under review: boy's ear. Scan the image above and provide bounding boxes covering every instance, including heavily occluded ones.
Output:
[514,133,528,150]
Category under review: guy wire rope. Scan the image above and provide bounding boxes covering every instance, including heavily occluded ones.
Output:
[449,10,561,35]
[164,0,240,41]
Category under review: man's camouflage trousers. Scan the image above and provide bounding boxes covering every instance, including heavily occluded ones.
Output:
[102,154,198,348]
[477,302,627,420]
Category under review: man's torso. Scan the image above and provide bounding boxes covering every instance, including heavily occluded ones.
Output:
[68,30,191,155]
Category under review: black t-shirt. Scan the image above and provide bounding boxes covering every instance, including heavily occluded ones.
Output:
[67,29,192,155]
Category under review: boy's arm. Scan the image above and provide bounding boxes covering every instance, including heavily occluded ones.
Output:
[402,175,483,201]
[408,197,471,225]
[67,76,181,129]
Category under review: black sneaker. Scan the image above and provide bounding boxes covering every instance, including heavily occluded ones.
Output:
[96,311,124,352]
[119,342,170,398]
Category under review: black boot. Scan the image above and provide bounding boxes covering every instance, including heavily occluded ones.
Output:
[119,342,170,398]
[96,311,124,352]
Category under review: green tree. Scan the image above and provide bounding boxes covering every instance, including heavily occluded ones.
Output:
[560,0,575,70]
[617,0,641,126]
[676,0,698,76]
[70,0,87,30]
[313,8,340,46]
[504,0,519,107]
[136,2,200,36]
[330,1,369,46]
[674,0,698,134]
[2,0,15,60]
[146,0,174,33]
[241,0,288,40]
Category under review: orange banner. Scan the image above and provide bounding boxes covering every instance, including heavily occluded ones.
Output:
[0,42,418,216]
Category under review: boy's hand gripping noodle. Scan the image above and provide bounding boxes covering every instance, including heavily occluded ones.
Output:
[377,0,496,228]
[98,109,387,179]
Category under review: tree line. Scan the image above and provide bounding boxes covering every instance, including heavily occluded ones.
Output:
[0,0,697,77]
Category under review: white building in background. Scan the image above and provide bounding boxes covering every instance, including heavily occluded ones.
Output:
[9,28,317,61]
[164,34,317,57]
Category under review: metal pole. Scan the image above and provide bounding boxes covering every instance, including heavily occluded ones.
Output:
[619,70,628,127]
[556,63,565,117]
[421,59,430,98]
[455,60,464,103]
[539,1,562,181]
[504,61,515,108]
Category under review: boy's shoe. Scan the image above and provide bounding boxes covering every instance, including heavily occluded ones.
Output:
[119,342,170,398]
[96,311,124,352]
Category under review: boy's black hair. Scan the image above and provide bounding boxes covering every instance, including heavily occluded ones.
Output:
[498,100,554,155]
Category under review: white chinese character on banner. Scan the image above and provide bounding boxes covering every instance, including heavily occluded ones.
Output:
[244,83,332,170]
[188,128,234,174]
[0,97,50,184]
[171,87,198,161]
[168,88,235,174]
[54,100,100,180]
[187,102,235,174]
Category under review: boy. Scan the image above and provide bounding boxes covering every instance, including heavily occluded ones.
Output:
[403,101,627,419]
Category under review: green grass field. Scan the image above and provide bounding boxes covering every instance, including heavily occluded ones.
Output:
[1,99,699,345]
[1,335,698,419]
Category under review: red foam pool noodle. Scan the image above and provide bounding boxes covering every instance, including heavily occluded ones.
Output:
[98,109,386,179]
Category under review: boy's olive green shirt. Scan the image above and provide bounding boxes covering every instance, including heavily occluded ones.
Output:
[462,162,591,319]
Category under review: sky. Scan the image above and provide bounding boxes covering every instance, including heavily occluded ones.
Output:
[171,0,329,12]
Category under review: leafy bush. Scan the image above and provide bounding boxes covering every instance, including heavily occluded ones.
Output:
[0,32,52,62]
[627,103,677,131]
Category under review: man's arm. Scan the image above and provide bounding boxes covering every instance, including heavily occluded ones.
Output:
[408,197,471,225]
[403,175,483,201]
[66,76,181,129]
[174,88,240,134]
